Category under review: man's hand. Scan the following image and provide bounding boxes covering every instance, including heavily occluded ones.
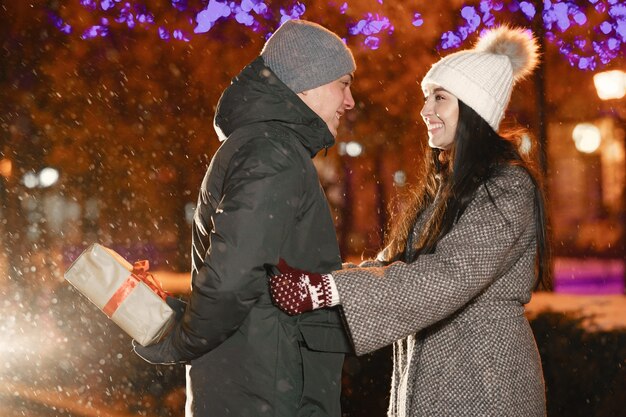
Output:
[132,296,187,365]
[269,259,333,315]
[165,295,187,321]
[133,332,181,365]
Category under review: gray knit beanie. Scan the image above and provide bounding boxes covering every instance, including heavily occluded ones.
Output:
[261,19,356,93]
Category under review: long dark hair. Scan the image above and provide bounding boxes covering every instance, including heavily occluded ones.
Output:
[382,100,551,290]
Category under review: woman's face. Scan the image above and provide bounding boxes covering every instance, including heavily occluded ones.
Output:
[420,84,459,150]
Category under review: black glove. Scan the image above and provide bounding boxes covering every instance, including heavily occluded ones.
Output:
[132,296,187,365]
[165,295,187,321]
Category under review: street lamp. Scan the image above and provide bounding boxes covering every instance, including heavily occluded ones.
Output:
[572,123,601,154]
[593,70,626,101]
[21,167,60,188]
[0,158,11,178]
[339,141,363,157]
[593,70,626,293]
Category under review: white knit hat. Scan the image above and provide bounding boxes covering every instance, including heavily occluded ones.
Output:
[421,26,539,131]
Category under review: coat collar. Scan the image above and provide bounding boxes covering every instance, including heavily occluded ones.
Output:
[213,57,335,158]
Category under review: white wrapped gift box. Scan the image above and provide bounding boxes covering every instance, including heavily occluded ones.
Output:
[64,243,175,346]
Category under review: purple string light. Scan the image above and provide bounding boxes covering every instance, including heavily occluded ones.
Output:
[194,0,232,33]
[80,0,97,11]
[518,1,536,19]
[171,0,187,12]
[349,13,392,36]
[48,0,624,69]
[242,0,269,15]
[279,2,306,25]
[172,29,190,41]
[49,12,73,34]
[81,24,109,39]
[461,6,481,33]
[101,0,125,11]
[115,3,135,28]
[412,12,423,27]
[193,0,270,33]
[348,13,393,50]
[439,0,624,71]
[158,27,170,40]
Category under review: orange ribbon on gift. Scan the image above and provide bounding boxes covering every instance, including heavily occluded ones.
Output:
[102,260,170,318]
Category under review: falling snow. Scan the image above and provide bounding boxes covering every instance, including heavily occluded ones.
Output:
[2,1,626,416]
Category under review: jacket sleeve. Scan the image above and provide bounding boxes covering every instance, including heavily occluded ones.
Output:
[333,167,536,355]
[170,140,302,360]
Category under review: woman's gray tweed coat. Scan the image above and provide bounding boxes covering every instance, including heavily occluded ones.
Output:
[333,166,546,417]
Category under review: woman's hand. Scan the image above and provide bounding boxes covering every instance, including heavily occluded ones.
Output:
[269,259,333,315]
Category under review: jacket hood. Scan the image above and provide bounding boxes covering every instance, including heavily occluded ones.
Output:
[213,57,335,158]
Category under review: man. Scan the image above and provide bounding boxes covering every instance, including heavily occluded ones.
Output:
[134,19,356,416]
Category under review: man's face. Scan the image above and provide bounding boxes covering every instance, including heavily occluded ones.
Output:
[297,74,355,137]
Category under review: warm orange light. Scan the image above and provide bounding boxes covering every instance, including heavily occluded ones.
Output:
[572,123,601,154]
[593,70,626,100]
[0,158,12,178]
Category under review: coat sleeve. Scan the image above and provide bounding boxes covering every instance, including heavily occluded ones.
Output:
[170,139,302,360]
[333,167,536,355]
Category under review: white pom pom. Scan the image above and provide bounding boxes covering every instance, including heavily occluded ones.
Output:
[474,26,540,81]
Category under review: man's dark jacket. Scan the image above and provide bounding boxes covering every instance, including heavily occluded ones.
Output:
[169,57,351,416]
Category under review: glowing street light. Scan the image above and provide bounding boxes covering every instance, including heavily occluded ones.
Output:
[22,167,60,188]
[339,141,363,157]
[572,123,601,154]
[23,171,39,188]
[593,70,626,101]
[39,167,60,187]
[345,141,363,157]
[0,158,12,178]
[593,68,626,292]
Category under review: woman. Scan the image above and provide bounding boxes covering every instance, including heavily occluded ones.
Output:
[269,26,550,416]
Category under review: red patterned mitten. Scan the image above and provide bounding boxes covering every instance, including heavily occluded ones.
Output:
[270,259,333,315]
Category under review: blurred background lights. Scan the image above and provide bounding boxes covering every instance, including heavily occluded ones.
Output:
[22,167,60,188]
[345,141,363,157]
[0,158,12,177]
[519,133,532,155]
[23,171,39,188]
[393,170,406,187]
[184,202,195,224]
[572,123,601,154]
[593,70,626,100]
[338,141,363,157]
[39,167,60,187]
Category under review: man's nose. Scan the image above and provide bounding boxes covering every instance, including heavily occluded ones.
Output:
[344,88,355,110]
